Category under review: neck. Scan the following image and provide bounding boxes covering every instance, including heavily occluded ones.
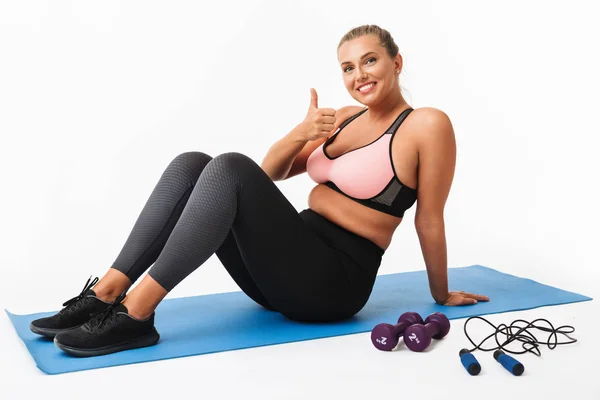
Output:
[365,88,409,122]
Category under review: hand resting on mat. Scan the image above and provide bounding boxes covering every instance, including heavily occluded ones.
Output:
[442,291,490,306]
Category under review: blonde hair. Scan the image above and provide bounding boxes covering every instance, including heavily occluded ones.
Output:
[338,25,399,59]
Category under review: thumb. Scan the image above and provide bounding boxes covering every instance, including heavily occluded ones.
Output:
[309,88,318,110]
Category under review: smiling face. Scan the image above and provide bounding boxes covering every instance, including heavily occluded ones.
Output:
[338,34,402,107]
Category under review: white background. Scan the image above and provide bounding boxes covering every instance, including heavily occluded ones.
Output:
[1,0,598,399]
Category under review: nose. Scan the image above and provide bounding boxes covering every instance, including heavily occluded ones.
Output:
[355,67,368,82]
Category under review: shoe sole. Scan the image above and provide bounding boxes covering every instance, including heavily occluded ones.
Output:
[29,323,83,339]
[53,328,160,357]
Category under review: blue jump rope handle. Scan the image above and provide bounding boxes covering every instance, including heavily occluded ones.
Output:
[459,349,481,375]
[494,350,525,376]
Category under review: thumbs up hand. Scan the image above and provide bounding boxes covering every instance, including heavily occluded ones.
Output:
[299,88,337,141]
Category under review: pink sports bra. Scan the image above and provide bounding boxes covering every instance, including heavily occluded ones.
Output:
[306,107,417,218]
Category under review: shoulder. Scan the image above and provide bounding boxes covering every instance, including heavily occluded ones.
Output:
[407,107,455,145]
[408,107,453,135]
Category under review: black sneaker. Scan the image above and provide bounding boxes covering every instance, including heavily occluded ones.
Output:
[53,293,160,357]
[30,276,112,338]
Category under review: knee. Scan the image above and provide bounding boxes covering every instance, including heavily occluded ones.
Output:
[171,151,214,167]
[167,151,214,178]
[196,152,263,191]
[208,152,259,176]
[212,152,255,167]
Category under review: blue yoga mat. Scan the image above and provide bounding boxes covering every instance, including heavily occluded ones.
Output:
[6,265,592,375]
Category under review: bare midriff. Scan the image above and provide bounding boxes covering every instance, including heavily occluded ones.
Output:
[307,184,401,251]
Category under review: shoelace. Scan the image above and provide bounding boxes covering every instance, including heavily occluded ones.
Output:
[60,276,99,314]
[86,291,127,331]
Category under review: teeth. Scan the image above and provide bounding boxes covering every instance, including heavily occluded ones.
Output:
[359,83,374,92]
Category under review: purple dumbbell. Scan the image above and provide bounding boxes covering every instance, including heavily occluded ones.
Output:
[371,312,424,351]
[403,312,451,352]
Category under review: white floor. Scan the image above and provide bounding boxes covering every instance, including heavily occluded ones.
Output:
[2,270,598,400]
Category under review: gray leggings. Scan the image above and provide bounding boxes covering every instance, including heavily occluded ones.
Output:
[110,152,384,321]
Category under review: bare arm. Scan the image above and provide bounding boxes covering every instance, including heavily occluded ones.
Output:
[412,108,455,303]
[260,124,310,182]
[411,108,489,305]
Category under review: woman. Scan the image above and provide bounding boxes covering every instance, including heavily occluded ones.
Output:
[30,25,489,357]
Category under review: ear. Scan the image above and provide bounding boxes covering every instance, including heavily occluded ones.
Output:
[394,53,403,73]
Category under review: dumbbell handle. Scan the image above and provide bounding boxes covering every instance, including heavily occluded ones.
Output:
[391,319,414,336]
[423,321,441,337]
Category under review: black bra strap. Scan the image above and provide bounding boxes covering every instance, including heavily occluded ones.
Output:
[387,108,414,133]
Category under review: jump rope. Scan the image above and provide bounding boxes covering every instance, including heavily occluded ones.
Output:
[459,315,578,375]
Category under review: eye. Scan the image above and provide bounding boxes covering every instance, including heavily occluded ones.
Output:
[343,66,354,73]
[366,57,376,64]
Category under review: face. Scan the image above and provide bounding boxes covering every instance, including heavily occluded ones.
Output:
[338,34,402,107]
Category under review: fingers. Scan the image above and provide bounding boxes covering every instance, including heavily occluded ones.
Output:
[462,292,490,302]
[461,297,478,305]
[449,297,477,306]
[319,108,336,116]
[309,88,318,110]
[444,292,480,306]
[449,298,475,306]
[319,115,336,124]
[315,114,336,133]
